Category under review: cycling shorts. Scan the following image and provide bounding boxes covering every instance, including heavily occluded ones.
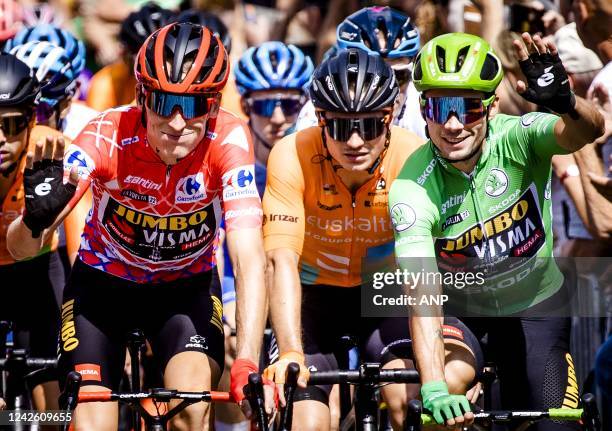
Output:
[58,259,225,390]
[269,284,482,405]
[0,251,64,386]
[462,288,580,431]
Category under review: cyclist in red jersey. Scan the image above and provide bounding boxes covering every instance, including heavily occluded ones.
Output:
[7,22,271,430]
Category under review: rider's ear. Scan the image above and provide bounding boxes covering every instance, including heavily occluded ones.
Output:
[316,112,325,127]
[488,93,500,118]
[240,97,250,116]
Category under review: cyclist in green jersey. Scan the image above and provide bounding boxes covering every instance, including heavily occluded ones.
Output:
[389,32,604,429]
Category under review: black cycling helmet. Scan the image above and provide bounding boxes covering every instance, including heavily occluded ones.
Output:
[310,48,398,112]
[177,9,231,54]
[119,2,176,55]
[0,52,40,107]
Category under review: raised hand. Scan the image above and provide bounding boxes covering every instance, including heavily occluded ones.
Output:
[512,32,576,115]
[22,136,79,238]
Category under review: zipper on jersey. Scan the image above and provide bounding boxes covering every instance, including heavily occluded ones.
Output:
[165,165,172,188]
[349,193,356,280]
[468,173,491,263]
[468,172,501,313]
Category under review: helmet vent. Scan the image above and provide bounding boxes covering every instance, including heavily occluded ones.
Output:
[480,53,499,81]
[456,46,469,71]
[435,46,446,72]
[413,54,423,80]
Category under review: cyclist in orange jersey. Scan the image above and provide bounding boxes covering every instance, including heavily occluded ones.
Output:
[0,52,69,415]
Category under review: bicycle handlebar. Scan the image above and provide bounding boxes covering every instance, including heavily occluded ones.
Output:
[419,409,584,425]
[77,389,234,403]
[0,357,57,369]
[308,368,420,385]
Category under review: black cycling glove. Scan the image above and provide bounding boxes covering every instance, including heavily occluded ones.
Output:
[518,50,577,116]
[23,159,76,238]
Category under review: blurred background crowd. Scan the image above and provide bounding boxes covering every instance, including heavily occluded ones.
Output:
[0,0,609,426]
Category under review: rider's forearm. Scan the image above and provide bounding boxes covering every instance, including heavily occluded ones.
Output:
[6,217,46,260]
[409,315,446,383]
[233,237,268,363]
[556,96,605,152]
[267,249,303,354]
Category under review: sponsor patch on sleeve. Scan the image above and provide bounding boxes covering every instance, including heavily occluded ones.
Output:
[222,165,259,201]
[64,145,96,179]
[390,203,416,232]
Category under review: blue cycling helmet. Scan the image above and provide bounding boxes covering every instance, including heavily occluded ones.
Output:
[9,41,77,104]
[5,24,85,75]
[336,6,420,59]
[234,41,314,96]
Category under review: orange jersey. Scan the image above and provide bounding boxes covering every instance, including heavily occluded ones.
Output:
[87,60,137,111]
[263,126,424,287]
[0,126,69,265]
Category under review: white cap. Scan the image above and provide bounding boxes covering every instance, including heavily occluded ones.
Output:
[555,23,603,74]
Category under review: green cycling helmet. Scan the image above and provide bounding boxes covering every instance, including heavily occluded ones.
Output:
[413,33,503,104]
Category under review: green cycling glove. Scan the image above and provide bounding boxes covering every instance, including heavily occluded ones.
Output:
[421,381,471,425]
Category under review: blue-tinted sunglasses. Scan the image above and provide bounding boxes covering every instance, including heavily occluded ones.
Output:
[248,97,303,117]
[146,90,218,120]
[422,96,490,125]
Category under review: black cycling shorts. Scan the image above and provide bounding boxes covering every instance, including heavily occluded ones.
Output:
[0,251,64,386]
[462,289,581,431]
[270,284,483,405]
[58,259,225,390]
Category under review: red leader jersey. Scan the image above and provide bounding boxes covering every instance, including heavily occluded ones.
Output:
[64,105,262,283]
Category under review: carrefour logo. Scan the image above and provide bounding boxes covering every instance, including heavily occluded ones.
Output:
[222,165,259,201]
[176,173,206,203]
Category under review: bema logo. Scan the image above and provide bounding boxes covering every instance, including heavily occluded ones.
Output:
[485,168,508,197]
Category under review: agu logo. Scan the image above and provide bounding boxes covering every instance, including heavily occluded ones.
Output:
[176,173,206,203]
[222,165,259,201]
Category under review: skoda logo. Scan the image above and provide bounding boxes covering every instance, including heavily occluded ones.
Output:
[390,203,416,232]
[485,168,509,197]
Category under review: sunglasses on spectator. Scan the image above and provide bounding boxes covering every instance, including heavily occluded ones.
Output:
[146,90,218,120]
[0,113,32,136]
[323,115,389,141]
[422,96,489,125]
[247,96,304,117]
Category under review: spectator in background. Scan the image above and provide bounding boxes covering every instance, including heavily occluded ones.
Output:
[550,23,605,257]
[572,0,612,237]
[0,0,23,48]
[86,3,175,111]
[80,0,181,66]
